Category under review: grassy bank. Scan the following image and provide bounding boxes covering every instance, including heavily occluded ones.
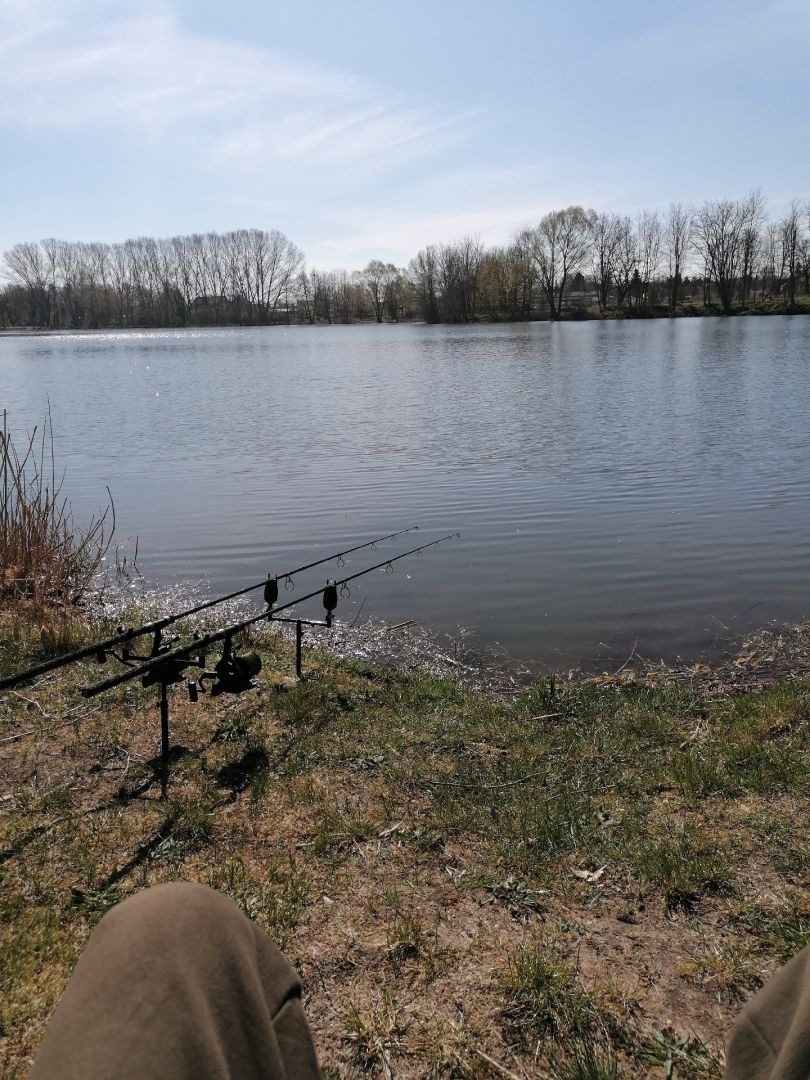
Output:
[2,622,809,1078]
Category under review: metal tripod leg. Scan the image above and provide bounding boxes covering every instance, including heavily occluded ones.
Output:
[295,619,303,680]
[160,682,169,799]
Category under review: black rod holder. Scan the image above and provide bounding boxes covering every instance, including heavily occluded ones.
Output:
[0,526,419,692]
[81,532,460,698]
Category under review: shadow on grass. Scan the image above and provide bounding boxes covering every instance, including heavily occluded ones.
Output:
[215,746,270,797]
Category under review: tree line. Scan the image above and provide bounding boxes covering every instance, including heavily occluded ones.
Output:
[2,192,808,330]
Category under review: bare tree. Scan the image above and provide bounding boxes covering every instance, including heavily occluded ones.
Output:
[383,269,407,321]
[693,193,763,313]
[437,244,465,322]
[296,269,315,324]
[3,193,807,330]
[361,260,398,322]
[409,245,441,323]
[331,271,357,323]
[312,270,336,323]
[636,211,662,310]
[738,191,765,306]
[3,242,51,326]
[614,217,638,309]
[780,200,802,306]
[590,213,623,313]
[433,237,482,322]
[799,207,810,297]
[759,222,782,301]
[254,229,303,323]
[523,207,595,319]
[478,243,533,320]
[665,203,692,311]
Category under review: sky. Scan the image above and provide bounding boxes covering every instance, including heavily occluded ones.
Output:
[1,0,808,271]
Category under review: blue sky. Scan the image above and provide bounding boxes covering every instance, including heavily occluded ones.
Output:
[1,0,808,270]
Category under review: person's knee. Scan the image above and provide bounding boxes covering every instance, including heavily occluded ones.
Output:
[94,881,248,962]
[106,880,230,924]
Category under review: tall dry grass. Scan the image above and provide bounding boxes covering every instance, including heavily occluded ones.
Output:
[0,408,114,623]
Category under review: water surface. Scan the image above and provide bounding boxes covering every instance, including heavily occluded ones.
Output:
[1,318,808,668]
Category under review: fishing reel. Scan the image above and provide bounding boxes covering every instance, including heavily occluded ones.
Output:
[138,629,195,688]
[196,636,262,698]
[142,655,200,689]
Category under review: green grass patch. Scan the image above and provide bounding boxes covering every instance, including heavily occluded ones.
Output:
[499,943,603,1041]
[625,823,733,908]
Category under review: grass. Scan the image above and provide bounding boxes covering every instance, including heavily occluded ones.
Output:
[344,991,408,1077]
[627,824,733,910]
[639,1030,722,1079]
[2,625,810,1076]
[549,1037,621,1080]
[207,853,309,947]
[499,944,602,1041]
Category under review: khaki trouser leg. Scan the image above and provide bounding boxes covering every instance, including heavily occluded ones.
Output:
[30,881,320,1080]
[725,946,810,1080]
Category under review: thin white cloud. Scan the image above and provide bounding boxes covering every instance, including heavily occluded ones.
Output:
[210,105,478,175]
[0,1,476,174]
[300,162,640,268]
[304,203,556,269]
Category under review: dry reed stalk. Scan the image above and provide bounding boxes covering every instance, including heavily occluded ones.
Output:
[0,407,114,624]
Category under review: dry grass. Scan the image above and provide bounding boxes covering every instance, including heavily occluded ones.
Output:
[0,409,113,628]
[1,625,810,1077]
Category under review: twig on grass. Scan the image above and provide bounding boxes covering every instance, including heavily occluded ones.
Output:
[613,638,639,676]
[350,596,367,628]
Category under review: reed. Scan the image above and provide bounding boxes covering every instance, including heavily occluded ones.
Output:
[0,408,114,622]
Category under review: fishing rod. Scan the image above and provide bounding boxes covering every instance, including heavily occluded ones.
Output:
[0,526,419,691]
[81,532,461,698]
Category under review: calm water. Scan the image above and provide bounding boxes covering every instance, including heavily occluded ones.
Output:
[1,318,808,668]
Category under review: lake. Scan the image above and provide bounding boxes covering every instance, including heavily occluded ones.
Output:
[1,317,808,669]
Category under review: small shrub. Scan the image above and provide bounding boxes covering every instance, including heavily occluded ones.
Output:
[519,675,558,715]
[679,943,760,1003]
[312,804,374,854]
[212,713,251,744]
[672,750,730,797]
[70,885,122,917]
[210,855,309,947]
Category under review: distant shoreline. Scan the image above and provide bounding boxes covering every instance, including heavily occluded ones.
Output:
[2,300,808,336]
